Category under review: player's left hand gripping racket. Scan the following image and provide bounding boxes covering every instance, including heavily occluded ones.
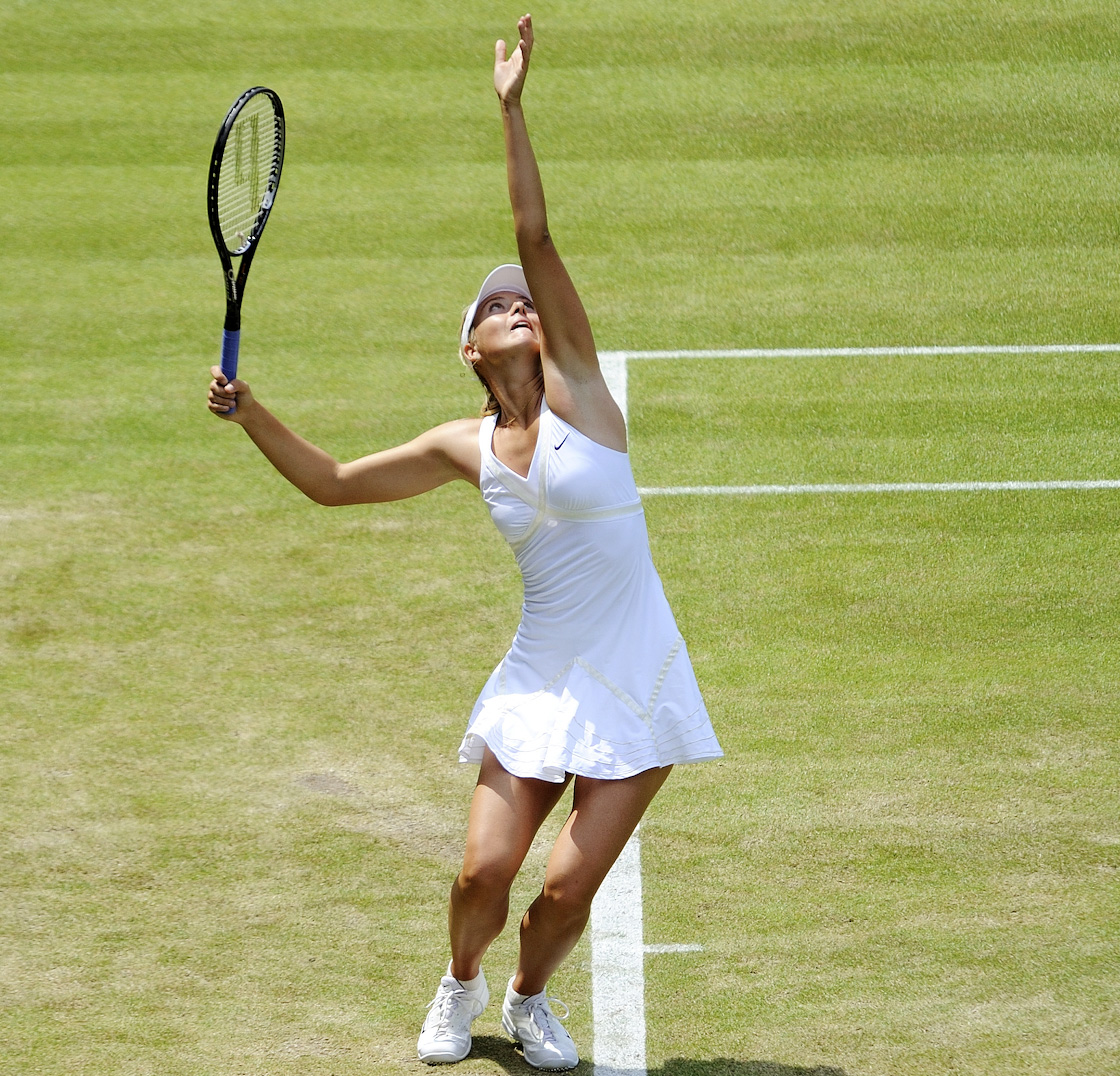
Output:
[207,87,285,410]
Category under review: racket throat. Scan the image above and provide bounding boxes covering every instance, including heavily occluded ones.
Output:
[222,260,251,331]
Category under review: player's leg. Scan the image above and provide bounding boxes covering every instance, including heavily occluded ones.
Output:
[449,747,572,981]
[515,764,673,994]
[499,765,671,1069]
[419,749,571,1064]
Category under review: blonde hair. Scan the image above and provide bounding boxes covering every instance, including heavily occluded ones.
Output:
[459,303,500,418]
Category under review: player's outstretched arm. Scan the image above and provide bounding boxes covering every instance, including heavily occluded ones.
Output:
[495,16,595,369]
[207,368,481,504]
[494,15,624,445]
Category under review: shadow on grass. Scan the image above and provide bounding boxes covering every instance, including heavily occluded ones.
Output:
[469,1036,847,1076]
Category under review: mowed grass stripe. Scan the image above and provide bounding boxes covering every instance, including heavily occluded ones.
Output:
[629,352,1120,490]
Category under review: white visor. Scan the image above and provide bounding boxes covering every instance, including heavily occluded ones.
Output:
[460,264,532,349]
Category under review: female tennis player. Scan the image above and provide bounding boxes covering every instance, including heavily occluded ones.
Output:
[208,15,721,1070]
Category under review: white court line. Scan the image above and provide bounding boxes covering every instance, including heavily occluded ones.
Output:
[591,828,647,1076]
[617,342,1120,360]
[641,480,1120,497]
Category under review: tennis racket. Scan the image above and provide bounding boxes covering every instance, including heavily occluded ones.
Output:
[206,87,285,408]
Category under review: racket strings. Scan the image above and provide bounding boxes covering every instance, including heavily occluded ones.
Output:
[217,95,282,254]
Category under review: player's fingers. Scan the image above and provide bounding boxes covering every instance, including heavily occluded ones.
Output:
[495,38,507,64]
[207,374,241,409]
[210,364,227,384]
[210,392,242,418]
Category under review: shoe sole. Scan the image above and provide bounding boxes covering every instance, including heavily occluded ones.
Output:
[418,1035,473,1065]
[418,1045,471,1065]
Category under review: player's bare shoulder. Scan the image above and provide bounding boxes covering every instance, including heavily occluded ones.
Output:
[422,416,485,486]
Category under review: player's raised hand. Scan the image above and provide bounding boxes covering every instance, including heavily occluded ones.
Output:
[495,14,533,106]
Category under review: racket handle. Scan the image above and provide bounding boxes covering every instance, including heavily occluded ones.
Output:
[220,329,241,413]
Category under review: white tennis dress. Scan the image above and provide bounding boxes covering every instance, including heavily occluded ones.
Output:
[458,401,723,782]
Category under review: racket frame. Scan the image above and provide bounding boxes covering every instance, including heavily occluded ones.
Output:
[206,86,286,388]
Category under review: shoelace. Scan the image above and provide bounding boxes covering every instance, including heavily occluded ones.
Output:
[426,985,480,1031]
[522,994,571,1044]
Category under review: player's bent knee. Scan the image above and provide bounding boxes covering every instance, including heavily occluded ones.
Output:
[538,877,596,922]
[457,856,520,899]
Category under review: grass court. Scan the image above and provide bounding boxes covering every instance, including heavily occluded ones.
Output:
[2,2,1118,1074]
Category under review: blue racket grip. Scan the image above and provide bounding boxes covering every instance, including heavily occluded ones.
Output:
[220,329,240,413]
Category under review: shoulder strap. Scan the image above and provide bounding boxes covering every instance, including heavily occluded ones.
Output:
[477,412,497,464]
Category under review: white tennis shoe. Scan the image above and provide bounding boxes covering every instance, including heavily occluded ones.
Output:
[417,969,489,1064]
[501,979,580,1071]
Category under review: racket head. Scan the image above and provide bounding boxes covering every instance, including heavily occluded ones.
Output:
[207,87,285,262]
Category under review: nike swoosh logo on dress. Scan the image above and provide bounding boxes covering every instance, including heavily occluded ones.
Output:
[553,433,570,451]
